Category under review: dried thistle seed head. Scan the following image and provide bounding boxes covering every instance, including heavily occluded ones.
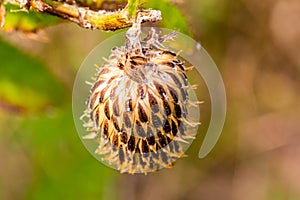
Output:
[82,28,200,174]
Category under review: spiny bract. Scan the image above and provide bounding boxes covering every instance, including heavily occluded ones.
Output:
[82,28,199,174]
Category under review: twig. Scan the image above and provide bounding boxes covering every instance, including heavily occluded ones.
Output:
[3,0,161,31]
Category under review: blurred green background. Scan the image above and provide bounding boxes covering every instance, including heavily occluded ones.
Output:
[1,0,300,199]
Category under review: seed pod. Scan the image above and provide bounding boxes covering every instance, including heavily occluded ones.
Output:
[82,28,199,174]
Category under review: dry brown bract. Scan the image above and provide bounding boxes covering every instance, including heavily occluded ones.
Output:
[82,22,199,174]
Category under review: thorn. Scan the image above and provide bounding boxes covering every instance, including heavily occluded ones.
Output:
[181,153,188,158]
[82,122,94,127]
[182,118,201,127]
[185,84,198,90]
[187,100,202,107]
[182,135,196,140]
[79,114,86,120]
[159,31,177,43]
[82,132,97,139]
[185,66,194,71]
[176,50,183,57]
[94,64,100,68]
[85,81,93,86]
[174,137,189,144]
[198,101,204,104]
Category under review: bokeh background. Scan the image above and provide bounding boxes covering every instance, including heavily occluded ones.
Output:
[1,0,300,199]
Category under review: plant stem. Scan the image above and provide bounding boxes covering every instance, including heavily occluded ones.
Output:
[4,0,160,31]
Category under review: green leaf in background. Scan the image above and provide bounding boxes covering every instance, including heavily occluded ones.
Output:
[127,0,140,17]
[75,0,127,11]
[1,4,59,32]
[0,31,118,199]
[143,0,191,35]
[17,106,118,200]
[0,38,66,113]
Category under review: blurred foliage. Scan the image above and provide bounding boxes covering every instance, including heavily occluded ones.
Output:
[0,37,119,199]
[143,0,190,35]
[0,38,65,112]
[1,4,59,32]
[19,106,118,200]
[127,0,140,17]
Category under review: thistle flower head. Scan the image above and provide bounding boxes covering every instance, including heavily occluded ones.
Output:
[82,27,200,174]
